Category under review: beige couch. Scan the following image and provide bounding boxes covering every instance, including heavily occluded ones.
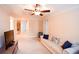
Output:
[40,36,79,54]
[40,36,63,54]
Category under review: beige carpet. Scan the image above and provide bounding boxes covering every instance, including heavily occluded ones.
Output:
[16,34,50,54]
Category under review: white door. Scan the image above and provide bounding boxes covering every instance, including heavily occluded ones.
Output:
[21,20,26,32]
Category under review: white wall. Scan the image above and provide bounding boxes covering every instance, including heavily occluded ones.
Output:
[48,6,79,44]
[0,10,10,48]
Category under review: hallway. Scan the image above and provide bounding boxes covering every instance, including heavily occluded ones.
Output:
[16,34,50,54]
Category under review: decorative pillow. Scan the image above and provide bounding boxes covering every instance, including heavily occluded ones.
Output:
[51,36,60,44]
[43,34,49,39]
[61,41,72,49]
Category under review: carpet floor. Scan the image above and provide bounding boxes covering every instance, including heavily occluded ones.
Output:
[16,34,50,54]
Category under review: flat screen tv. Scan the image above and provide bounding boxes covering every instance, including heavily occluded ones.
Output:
[4,30,14,49]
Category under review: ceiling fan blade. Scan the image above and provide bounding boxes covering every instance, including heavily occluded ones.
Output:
[31,13,34,15]
[41,10,50,12]
[24,9,33,11]
[40,13,43,16]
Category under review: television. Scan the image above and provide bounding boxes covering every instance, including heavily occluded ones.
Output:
[4,30,15,49]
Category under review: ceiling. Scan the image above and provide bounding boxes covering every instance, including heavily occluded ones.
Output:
[0,4,79,17]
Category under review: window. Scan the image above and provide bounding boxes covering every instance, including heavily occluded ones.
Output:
[43,19,48,34]
[10,16,14,30]
[21,19,27,32]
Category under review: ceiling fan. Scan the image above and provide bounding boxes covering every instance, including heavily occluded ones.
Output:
[24,4,50,16]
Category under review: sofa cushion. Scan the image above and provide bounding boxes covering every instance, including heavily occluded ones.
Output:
[41,39,63,53]
[51,36,60,44]
[43,34,49,39]
[61,41,72,49]
[63,46,79,54]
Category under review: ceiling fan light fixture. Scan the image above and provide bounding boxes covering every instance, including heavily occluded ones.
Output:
[24,4,50,16]
[36,7,40,11]
[34,11,41,15]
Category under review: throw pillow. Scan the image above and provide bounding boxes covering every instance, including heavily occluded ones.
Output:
[43,34,49,39]
[51,36,60,44]
[61,41,72,49]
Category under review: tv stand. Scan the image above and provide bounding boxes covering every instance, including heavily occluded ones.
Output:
[4,41,18,54]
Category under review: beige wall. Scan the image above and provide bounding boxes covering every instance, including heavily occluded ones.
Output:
[29,16,41,36]
[48,6,79,44]
[14,15,43,37]
[38,16,44,32]
[0,10,10,48]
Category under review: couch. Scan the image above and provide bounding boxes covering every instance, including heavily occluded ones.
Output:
[40,36,63,54]
[40,35,79,54]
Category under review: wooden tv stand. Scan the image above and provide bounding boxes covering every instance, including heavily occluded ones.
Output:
[4,41,18,54]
